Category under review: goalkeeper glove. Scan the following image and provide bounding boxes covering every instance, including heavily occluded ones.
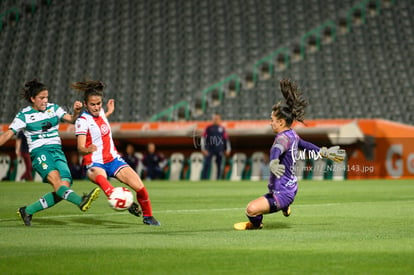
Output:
[320,146,346,163]
[269,159,285,178]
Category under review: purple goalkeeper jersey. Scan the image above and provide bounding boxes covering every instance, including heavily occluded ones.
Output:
[268,129,320,194]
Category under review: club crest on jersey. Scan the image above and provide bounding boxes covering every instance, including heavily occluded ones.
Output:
[100,124,109,135]
[46,109,54,117]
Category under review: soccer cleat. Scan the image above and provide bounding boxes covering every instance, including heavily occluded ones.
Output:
[143,216,161,226]
[79,187,100,212]
[282,206,291,217]
[17,206,32,226]
[128,202,142,217]
[233,221,263,230]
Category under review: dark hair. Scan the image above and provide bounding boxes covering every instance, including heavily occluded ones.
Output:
[272,79,308,126]
[71,80,104,102]
[21,79,47,103]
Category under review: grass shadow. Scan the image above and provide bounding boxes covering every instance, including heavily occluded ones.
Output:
[264,222,291,229]
[69,217,138,228]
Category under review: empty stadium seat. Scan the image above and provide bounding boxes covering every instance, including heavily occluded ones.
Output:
[0,154,11,180]
[331,160,347,181]
[34,171,42,182]
[187,152,204,181]
[248,151,266,181]
[167,153,185,180]
[295,159,306,180]
[227,153,247,181]
[134,152,144,178]
[309,158,327,181]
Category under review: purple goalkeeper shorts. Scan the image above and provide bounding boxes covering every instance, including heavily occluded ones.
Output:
[264,189,297,213]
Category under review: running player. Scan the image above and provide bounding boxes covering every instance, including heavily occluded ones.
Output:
[234,79,345,230]
[0,79,100,226]
[72,80,160,226]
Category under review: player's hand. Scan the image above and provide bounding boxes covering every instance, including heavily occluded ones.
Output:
[269,159,285,178]
[107,99,115,115]
[320,146,346,162]
[87,144,97,154]
[73,101,83,114]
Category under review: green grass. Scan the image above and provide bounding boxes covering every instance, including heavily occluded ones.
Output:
[1,179,413,274]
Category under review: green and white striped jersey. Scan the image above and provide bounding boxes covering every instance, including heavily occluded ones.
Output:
[9,103,67,152]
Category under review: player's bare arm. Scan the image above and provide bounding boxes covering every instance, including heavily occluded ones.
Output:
[76,134,97,155]
[0,129,15,146]
[62,101,83,124]
[105,99,115,117]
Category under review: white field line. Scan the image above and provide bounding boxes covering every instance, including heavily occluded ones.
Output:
[0,203,350,222]
[4,200,414,222]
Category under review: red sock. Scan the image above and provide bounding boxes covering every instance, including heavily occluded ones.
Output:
[136,187,153,217]
[95,175,114,197]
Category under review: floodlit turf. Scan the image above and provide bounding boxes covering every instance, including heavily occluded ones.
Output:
[1,179,413,274]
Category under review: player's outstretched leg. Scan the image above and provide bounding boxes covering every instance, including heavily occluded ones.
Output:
[114,166,160,225]
[234,213,263,230]
[17,192,64,226]
[79,187,100,212]
[17,206,32,226]
[136,187,160,226]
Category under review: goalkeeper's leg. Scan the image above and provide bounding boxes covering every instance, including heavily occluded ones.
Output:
[234,196,270,230]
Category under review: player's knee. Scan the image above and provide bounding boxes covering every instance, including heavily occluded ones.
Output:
[87,168,99,180]
[246,202,259,216]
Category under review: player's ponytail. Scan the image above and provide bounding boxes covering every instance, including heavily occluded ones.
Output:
[21,78,47,103]
[272,79,308,126]
[71,80,104,102]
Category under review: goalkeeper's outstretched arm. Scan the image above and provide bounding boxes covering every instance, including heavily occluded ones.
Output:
[298,138,345,163]
[298,138,320,152]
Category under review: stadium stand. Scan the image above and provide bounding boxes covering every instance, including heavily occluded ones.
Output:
[0,0,412,125]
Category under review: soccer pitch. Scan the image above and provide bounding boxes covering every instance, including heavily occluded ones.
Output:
[0,179,413,274]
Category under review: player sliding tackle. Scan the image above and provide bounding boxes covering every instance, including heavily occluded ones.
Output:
[234,79,346,230]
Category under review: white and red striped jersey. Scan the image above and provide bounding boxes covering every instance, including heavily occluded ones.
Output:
[75,109,120,165]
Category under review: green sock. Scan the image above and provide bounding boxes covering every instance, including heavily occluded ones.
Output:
[56,185,82,206]
[26,192,61,215]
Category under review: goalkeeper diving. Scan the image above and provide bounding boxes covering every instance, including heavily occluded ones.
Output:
[234,79,346,230]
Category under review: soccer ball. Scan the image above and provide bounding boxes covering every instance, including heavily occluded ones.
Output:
[108,187,134,211]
